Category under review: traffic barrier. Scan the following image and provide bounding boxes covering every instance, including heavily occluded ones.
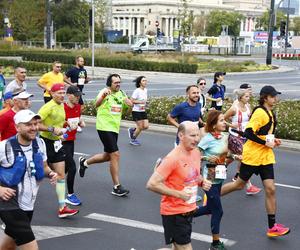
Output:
[273,53,300,58]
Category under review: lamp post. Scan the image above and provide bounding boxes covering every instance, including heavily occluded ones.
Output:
[46,0,51,49]
[266,0,275,65]
[91,0,95,77]
[285,0,291,52]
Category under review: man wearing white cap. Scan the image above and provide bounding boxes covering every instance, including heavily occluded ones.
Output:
[0,109,57,250]
[0,91,33,141]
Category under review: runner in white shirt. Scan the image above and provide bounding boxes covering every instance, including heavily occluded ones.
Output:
[128,76,149,146]
[224,88,261,195]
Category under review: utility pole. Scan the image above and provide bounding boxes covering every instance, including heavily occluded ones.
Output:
[91,0,95,77]
[285,0,290,52]
[266,0,275,65]
[46,0,51,49]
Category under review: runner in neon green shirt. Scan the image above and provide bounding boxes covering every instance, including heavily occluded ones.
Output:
[78,74,133,197]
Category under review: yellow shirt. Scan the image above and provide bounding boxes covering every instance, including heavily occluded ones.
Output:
[242,108,275,166]
[38,72,64,97]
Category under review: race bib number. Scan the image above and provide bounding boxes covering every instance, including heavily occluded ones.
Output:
[54,140,63,153]
[184,185,198,204]
[67,117,80,130]
[215,165,227,179]
[216,99,223,106]
[0,91,2,99]
[111,104,122,115]
[78,78,85,85]
[139,104,145,111]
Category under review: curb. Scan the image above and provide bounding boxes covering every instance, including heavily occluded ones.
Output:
[81,115,300,152]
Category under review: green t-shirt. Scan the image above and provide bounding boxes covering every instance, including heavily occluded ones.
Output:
[96,89,128,133]
[38,99,65,140]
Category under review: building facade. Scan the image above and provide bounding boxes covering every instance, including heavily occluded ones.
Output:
[111,0,271,37]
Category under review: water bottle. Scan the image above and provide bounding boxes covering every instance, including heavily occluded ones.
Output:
[61,127,70,139]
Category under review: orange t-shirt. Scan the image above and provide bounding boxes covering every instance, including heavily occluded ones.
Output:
[157,146,201,215]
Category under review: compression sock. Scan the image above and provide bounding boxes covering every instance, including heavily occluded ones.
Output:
[268,214,276,229]
[56,179,66,209]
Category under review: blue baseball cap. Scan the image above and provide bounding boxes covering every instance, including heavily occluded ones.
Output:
[3,91,13,100]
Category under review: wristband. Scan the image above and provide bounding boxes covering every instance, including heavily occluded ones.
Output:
[47,126,54,133]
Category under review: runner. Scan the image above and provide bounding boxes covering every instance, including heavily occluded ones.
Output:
[38,83,79,218]
[224,88,261,195]
[206,72,226,111]
[128,76,149,146]
[221,85,290,237]
[37,61,65,103]
[0,109,57,250]
[0,64,5,110]
[197,77,207,116]
[64,56,90,132]
[146,121,212,250]
[0,92,13,117]
[0,91,33,141]
[194,110,240,250]
[4,67,27,95]
[232,83,252,108]
[78,74,132,197]
[167,85,202,146]
[63,86,85,206]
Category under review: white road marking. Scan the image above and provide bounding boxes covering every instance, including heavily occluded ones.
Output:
[275,183,300,190]
[85,213,237,246]
[32,226,98,241]
[74,152,90,157]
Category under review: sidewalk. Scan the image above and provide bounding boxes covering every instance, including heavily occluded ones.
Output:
[82,115,300,152]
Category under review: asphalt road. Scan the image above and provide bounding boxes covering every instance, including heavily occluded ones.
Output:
[1,125,298,250]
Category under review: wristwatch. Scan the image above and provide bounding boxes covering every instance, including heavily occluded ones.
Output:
[47,126,54,133]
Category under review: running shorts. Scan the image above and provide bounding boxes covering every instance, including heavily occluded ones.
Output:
[161,214,193,245]
[239,163,274,182]
[97,130,119,153]
[40,136,66,164]
[0,209,34,246]
[132,111,148,121]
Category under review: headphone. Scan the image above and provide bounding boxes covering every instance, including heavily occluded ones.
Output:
[106,74,121,87]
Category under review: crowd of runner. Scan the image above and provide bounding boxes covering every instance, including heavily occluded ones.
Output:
[0,60,290,250]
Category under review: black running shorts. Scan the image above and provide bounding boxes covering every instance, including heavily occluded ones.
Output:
[0,209,34,246]
[40,136,66,164]
[97,130,119,153]
[161,214,193,245]
[239,163,274,182]
[132,111,148,121]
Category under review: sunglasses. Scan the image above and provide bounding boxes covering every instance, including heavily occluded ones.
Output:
[56,66,62,68]
[199,82,206,85]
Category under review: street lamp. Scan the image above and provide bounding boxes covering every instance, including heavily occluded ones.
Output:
[91,0,95,77]
[266,0,276,65]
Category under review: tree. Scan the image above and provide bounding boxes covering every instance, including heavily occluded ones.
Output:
[206,10,244,37]
[193,15,208,36]
[291,17,300,36]
[177,0,194,37]
[7,0,46,41]
[255,10,286,31]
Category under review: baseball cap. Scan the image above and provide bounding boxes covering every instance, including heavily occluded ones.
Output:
[240,83,251,89]
[51,83,65,92]
[214,72,226,78]
[3,91,13,100]
[13,91,34,99]
[66,85,84,96]
[260,85,281,96]
[14,109,41,124]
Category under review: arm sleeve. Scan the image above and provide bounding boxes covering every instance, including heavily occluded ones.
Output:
[244,128,266,145]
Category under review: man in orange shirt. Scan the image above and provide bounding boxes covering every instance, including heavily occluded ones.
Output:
[147,121,211,250]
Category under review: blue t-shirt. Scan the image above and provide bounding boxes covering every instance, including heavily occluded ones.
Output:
[198,132,228,184]
[170,101,201,144]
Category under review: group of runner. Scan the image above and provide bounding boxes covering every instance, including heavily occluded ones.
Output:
[0,61,290,250]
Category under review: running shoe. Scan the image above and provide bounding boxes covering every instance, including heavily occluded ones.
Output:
[111,184,130,197]
[65,194,82,206]
[130,139,141,146]
[246,184,261,195]
[77,126,82,133]
[128,128,135,140]
[267,223,290,237]
[209,241,227,250]
[78,157,87,177]
[58,205,79,218]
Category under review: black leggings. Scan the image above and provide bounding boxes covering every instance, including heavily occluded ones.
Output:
[194,183,223,235]
[63,140,76,194]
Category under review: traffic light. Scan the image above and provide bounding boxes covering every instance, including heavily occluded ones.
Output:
[280,21,286,37]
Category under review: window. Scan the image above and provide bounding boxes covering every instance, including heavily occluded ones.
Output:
[149,9,151,13]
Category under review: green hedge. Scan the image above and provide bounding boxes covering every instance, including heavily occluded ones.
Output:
[0,50,198,73]
[83,96,300,141]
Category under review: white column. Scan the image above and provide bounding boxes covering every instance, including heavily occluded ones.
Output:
[166,17,169,37]
[117,17,121,31]
[122,17,126,36]
[128,17,132,36]
[170,18,174,37]
[240,19,244,32]
[137,17,141,35]
[253,18,257,32]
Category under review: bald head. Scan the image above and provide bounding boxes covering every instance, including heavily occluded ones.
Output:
[178,121,200,150]
[178,121,198,135]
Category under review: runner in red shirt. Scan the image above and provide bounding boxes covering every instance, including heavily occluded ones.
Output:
[63,86,85,206]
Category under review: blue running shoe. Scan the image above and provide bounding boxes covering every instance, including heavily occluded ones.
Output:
[65,194,81,206]
[130,139,141,146]
[128,128,135,140]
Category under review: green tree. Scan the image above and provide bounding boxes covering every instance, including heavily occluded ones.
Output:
[291,17,300,36]
[255,10,286,31]
[206,11,244,37]
[7,0,46,40]
[193,15,208,36]
[178,0,194,37]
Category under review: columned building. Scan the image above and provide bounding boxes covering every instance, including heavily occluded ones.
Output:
[111,0,270,37]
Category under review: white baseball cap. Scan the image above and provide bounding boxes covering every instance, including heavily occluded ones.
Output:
[13,91,34,99]
[14,109,41,124]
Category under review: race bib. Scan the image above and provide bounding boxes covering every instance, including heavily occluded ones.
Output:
[215,165,227,179]
[0,91,2,99]
[216,99,223,106]
[78,78,85,85]
[54,140,63,153]
[139,104,145,111]
[67,117,80,130]
[111,104,122,115]
[184,185,198,204]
